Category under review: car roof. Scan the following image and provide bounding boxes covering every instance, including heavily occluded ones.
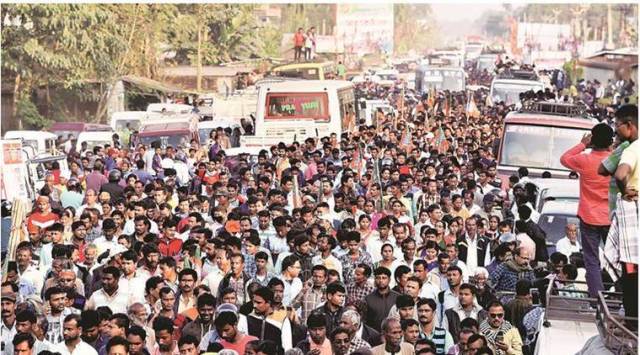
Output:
[540,200,578,215]
[77,131,114,139]
[492,78,544,86]
[4,131,57,139]
[139,121,192,135]
[198,120,241,129]
[260,80,353,92]
[523,178,580,197]
[505,113,596,129]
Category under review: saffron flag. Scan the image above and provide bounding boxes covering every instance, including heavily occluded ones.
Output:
[467,95,481,119]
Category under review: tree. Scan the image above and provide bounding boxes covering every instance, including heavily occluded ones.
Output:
[394,4,439,55]
[1,4,129,126]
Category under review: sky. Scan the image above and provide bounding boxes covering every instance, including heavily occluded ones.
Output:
[430,3,520,41]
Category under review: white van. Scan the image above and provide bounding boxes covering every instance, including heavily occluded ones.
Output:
[241,80,356,147]
[77,131,115,151]
[3,131,58,154]
[110,111,150,132]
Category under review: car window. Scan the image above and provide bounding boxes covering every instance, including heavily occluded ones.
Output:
[538,214,581,244]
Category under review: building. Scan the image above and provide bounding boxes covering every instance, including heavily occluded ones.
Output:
[577,48,638,84]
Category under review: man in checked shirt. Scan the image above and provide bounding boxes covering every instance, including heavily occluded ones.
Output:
[291,265,328,324]
[346,264,375,305]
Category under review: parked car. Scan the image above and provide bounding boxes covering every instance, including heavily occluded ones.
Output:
[3,131,57,155]
[519,178,580,213]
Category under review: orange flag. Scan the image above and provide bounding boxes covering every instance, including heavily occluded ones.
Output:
[443,95,451,117]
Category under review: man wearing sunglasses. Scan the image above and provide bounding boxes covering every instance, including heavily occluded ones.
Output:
[479,300,523,355]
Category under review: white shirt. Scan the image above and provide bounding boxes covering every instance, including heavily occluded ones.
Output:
[85,287,132,314]
[119,274,147,304]
[203,268,226,298]
[143,150,156,175]
[312,254,343,281]
[420,281,440,300]
[93,236,120,256]
[464,234,491,274]
[52,340,98,355]
[279,275,303,307]
[466,235,479,272]
[123,218,160,235]
[366,235,396,264]
[18,264,45,295]
[1,319,16,353]
[556,237,581,258]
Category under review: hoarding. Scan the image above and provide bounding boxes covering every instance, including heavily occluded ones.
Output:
[336,4,394,56]
[1,140,29,201]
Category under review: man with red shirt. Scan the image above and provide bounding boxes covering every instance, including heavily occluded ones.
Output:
[158,219,182,258]
[213,311,257,354]
[560,123,614,297]
[293,27,306,62]
[26,196,59,233]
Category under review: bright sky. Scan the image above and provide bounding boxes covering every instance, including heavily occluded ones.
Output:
[429,3,521,41]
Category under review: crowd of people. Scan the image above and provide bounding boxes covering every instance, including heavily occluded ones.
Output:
[0,60,637,355]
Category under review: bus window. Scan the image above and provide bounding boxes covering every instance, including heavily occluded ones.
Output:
[323,65,337,79]
[338,89,356,132]
[265,93,329,121]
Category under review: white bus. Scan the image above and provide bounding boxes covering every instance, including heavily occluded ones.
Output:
[241,80,356,147]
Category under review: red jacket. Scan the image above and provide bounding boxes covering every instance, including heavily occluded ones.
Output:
[158,237,183,258]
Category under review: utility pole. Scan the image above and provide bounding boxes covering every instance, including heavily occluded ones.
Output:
[197,24,202,92]
[606,4,614,49]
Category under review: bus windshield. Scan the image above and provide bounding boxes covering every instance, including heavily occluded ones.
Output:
[265,92,329,121]
[423,70,464,91]
[500,124,589,171]
[492,82,542,106]
[114,119,141,131]
[139,134,190,148]
[477,57,496,71]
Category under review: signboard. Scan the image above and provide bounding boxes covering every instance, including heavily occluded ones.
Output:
[1,140,29,200]
[336,4,394,56]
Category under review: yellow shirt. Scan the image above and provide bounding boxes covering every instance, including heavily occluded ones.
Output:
[619,140,639,191]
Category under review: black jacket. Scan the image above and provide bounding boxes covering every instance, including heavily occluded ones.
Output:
[364,289,400,332]
[313,302,345,335]
[457,234,491,267]
[361,324,382,347]
[524,220,549,262]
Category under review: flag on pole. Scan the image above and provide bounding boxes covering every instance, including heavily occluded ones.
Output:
[466,95,481,119]
[485,93,493,107]
[443,94,451,117]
